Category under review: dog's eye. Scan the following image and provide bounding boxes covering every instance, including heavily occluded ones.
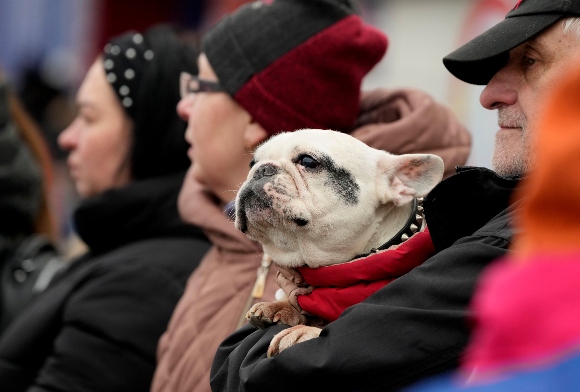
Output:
[298,155,320,170]
[249,159,256,169]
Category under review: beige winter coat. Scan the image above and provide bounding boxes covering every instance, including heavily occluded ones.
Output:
[151,88,471,392]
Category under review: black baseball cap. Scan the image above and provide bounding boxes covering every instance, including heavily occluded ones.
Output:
[444,0,580,85]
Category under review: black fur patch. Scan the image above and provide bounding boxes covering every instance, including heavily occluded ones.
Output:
[319,154,360,205]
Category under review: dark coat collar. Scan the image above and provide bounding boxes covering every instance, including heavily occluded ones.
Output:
[74,173,205,254]
[424,166,521,252]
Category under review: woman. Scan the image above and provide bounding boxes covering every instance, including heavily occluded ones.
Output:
[0,26,210,391]
[152,1,471,391]
[0,73,63,333]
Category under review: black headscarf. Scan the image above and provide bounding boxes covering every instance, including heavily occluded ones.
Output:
[102,25,199,180]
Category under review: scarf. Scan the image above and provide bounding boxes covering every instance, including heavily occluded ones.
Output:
[295,228,436,322]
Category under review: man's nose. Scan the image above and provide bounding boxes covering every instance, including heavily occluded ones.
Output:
[480,64,518,110]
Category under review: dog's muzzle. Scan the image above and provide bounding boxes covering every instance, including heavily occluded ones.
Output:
[252,163,279,181]
[236,164,280,233]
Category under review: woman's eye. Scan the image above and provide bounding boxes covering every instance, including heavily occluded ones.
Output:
[298,155,319,169]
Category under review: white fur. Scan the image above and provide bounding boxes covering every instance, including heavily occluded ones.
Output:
[235,129,444,268]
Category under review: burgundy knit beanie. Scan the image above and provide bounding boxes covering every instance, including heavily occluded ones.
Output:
[202,0,388,135]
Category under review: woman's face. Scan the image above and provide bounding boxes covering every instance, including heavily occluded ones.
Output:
[177,53,261,203]
[58,58,133,198]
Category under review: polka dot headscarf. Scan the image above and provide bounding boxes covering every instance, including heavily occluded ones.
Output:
[102,32,155,118]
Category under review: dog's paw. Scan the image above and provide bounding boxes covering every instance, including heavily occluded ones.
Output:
[246,300,306,329]
[267,325,322,357]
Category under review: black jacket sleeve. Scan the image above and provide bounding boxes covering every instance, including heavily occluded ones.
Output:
[211,220,512,392]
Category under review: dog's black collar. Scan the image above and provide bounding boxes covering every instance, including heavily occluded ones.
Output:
[353,197,425,259]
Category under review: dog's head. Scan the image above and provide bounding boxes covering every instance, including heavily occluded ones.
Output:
[235,129,443,267]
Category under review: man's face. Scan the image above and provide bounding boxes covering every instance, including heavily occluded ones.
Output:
[480,22,580,176]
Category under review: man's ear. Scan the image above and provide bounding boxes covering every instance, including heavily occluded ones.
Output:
[243,119,269,152]
[376,153,444,206]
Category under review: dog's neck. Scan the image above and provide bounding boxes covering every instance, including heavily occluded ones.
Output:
[361,198,424,257]
[257,198,426,268]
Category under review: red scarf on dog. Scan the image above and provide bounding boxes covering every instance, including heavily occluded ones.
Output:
[295,229,436,322]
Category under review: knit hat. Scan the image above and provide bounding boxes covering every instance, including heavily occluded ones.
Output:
[444,0,580,85]
[202,0,388,135]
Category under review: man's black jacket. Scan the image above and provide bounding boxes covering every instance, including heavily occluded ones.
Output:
[210,167,521,392]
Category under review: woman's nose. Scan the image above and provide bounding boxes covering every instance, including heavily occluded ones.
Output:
[58,119,80,151]
[176,96,194,121]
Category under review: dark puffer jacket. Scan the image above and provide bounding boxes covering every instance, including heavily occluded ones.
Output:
[0,173,211,391]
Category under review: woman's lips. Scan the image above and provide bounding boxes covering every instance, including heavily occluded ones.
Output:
[67,159,79,178]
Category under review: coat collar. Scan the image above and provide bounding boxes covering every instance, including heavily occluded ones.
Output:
[424,167,521,252]
[74,173,204,254]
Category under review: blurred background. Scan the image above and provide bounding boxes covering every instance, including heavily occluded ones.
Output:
[0,0,515,251]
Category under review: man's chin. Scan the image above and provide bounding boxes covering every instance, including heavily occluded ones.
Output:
[491,155,527,177]
[492,128,531,177]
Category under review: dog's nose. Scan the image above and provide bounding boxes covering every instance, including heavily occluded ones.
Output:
[252,163,279,180]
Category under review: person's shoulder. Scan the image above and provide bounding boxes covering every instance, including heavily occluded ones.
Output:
[425,167,520,251]
[102,236,207,260]
[472,204,514,239]
[87,236,208,282]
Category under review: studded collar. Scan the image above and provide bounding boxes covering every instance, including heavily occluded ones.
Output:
[354,197,425,259]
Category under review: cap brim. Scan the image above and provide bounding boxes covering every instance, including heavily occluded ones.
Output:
[443,13,562,85]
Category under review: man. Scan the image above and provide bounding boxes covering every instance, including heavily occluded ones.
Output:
[408,65,580,392]
[445,0,580,178]
[210,1,580,391]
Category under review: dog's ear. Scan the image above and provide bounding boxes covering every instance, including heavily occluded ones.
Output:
[376,153,444,206]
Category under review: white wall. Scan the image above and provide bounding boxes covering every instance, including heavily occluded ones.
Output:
[361,0,513,169]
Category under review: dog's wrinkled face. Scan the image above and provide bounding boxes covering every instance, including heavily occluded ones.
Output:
[235,129,443,268]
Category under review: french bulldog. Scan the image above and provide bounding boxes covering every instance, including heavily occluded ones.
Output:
[235,129,443,356]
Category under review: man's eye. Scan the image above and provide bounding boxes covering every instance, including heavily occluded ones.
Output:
[522,56,536,67]
[298,155,319,170]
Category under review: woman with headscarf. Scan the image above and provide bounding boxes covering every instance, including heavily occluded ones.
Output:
[0,25,211,391]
